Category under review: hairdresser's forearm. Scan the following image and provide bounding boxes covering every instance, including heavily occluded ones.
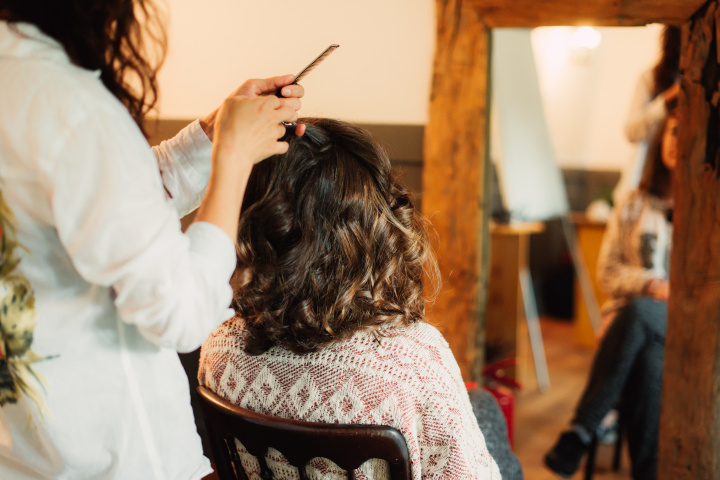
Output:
[192,160,250,241]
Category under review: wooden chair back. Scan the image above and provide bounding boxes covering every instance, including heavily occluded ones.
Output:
[196,386,412,480]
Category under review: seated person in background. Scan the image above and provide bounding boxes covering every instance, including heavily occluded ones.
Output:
[544,113,676,480]
[199,118,502,479]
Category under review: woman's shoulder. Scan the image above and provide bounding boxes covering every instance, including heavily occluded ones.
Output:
[8,58,127,130]
[205,319,447,352]
[2,22,137,148]
[362,323,465,389]
[616,188,646,206]
[614,189,651,220]
[353,322,452,364]
[202,317,248,354]
[199,318,463,390]
[378,321,448,347]
[616,189,671,221]
[201,319,454,379]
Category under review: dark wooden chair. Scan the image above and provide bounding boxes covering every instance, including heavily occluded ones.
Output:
[196,386,412,480]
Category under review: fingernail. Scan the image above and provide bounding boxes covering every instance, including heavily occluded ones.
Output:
[282,87,289,97]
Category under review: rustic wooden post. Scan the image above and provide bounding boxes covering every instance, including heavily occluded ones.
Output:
[423,0,491,381]
[659,2,720,478]
[422,0,710,392]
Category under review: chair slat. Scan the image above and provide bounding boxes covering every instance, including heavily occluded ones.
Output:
[298,463,310,480]
[197,386,412,480]
[226,437,248,480]
[258,449,273,480]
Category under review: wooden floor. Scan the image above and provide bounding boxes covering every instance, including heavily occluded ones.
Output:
[513,317,631,479]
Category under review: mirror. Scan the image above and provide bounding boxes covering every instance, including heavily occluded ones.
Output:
[487,24,668,478]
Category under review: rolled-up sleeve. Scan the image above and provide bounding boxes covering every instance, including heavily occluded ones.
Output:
[48,106,234,353]
[153,119,213,217]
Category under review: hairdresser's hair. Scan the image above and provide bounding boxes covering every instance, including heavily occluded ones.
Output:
[639,115,674,198]
[0,0,166,137]
[652,25,681,98]
[233,118,440,355]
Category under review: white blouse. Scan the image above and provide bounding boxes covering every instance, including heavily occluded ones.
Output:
[0,21,235,479]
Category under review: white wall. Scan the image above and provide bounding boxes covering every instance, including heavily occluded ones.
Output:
[491,29,570,221]
[531,25,663,170]
[157,0,436,124]
[157,2,663,171]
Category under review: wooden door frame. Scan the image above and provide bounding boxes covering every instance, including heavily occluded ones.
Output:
[423,1,715,477]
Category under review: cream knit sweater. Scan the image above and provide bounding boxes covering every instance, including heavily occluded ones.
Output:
[199,320,502,479]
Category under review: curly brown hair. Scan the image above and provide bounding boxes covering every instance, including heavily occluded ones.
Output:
[639,114,674,198]
[652,25,681,98]
[0,0,166,137]
[233,118,440,355]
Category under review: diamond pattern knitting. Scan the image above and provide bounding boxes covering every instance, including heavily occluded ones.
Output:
[199,321,501,479]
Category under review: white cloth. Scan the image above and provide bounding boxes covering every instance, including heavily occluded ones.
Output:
[614,69,669,201]
[0,21,236,479]
[200,321,503,479]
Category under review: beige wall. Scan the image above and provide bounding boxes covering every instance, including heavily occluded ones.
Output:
[157,2,662,171]
[532,25,664,170]
[157,0,435,124]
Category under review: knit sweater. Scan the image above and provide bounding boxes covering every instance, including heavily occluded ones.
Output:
[597,189,672,318]
[199,320,502,479]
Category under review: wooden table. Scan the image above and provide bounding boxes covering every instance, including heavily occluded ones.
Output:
[571,213,608,348]
[485,221,548,389]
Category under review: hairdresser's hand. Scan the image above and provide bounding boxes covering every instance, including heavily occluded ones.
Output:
[644,278,670,301]
[194,95,294,240]
[213,95,294,173]
[201,75,306,141]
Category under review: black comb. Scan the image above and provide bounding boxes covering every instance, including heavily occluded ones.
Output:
[278,44,339,130]
[292,44,339,85]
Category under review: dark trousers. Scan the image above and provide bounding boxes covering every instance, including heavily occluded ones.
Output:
[572,297,666,480]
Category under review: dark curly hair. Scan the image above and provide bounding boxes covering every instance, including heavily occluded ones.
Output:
[0,0,166,137]
[652,25,681,98]
[640,114,674,198]
[233,118,440,355]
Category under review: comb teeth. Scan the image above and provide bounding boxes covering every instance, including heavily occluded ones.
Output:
[293,44,339,84]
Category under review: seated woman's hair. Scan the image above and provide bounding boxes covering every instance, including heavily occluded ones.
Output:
[233,118,440,355]
[639,109,676,197]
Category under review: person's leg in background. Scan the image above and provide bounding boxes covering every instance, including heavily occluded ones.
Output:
[545,297,666,477]
[620,301,666,480]
[572,297,666,433]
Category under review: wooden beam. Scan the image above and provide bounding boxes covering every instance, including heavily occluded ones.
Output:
[423,0,491,381]
[659,2,720,478]
[467,0,706,27]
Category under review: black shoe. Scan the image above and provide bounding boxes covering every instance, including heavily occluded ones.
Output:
[544,430,589,478]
